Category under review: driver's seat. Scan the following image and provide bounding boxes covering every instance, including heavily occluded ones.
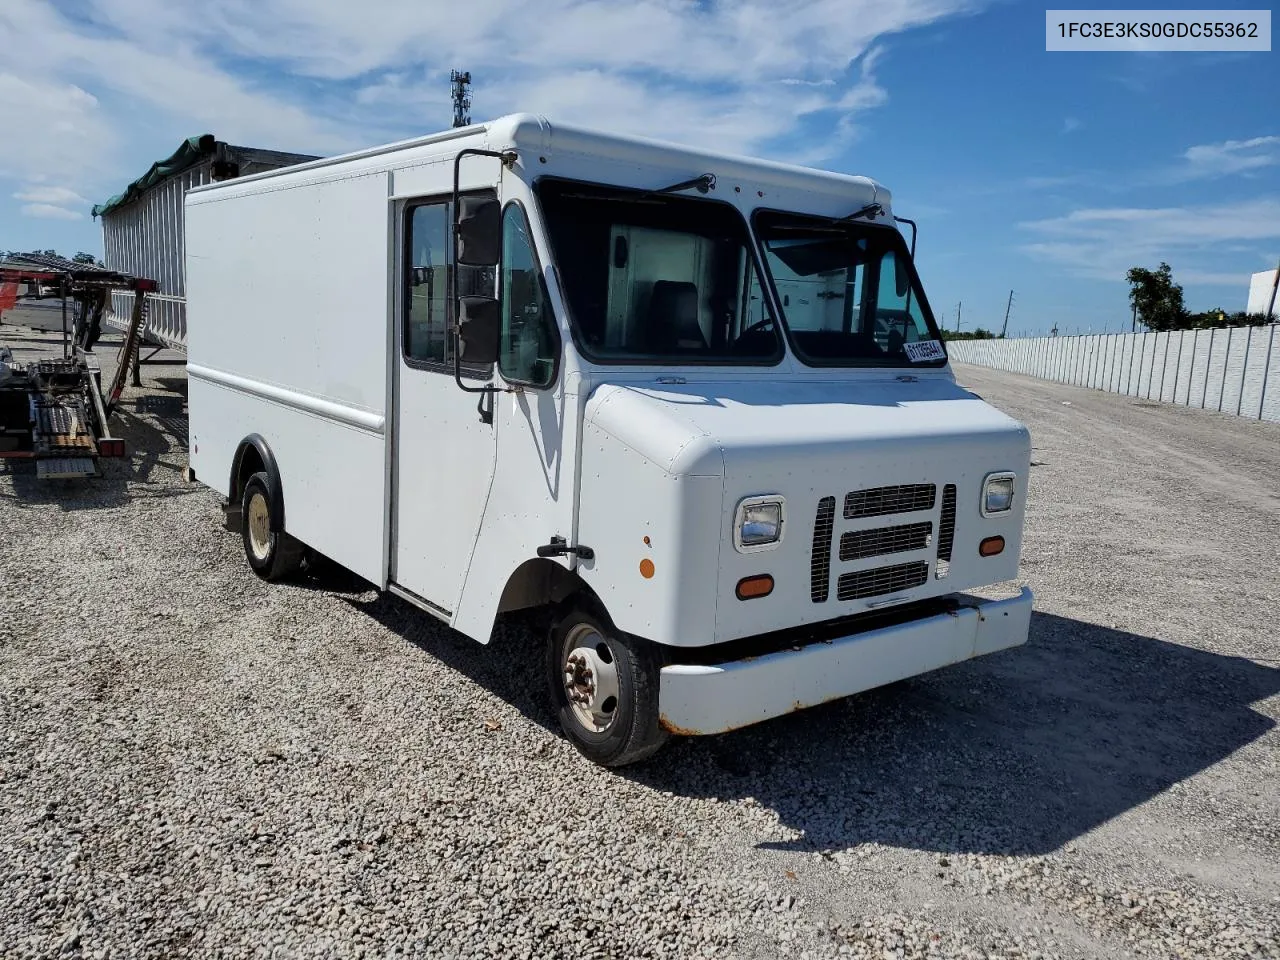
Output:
[647,281,706,352]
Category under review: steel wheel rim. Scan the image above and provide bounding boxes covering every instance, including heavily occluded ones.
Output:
[562,623,621,734]
[247,492,271,561]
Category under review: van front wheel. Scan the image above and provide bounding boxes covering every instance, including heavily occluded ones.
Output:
[548,606,668,766]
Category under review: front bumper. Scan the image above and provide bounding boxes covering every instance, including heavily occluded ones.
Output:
[658,587,1033,736]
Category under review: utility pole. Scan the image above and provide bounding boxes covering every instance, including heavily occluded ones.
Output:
[1267,255,1280,322]
[1131,301,1138,332]
[450,70,472,128]
[955,301,962,333]
[1000,289,1014,338]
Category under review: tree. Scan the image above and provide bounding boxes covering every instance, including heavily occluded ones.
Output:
[942,327,998,341]
[1187,308,1272,328]
[1125,262,1187,331]
[72,252,99,265]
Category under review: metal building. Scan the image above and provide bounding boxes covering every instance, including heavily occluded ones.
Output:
[94,136,319,350]
[1247,267,1279,319]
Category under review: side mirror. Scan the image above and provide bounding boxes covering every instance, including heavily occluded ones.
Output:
[456,296,500,364]
[894,254,912,300]
[456,197,501,266]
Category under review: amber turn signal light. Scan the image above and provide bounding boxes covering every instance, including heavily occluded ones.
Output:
[979,536,1005,557]
[736,574,774,600]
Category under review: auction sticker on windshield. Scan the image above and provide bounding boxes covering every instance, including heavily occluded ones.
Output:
[904,339,946,363]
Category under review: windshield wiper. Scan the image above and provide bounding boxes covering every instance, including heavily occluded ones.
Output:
[656,173,717,195]
[843,202,884,221]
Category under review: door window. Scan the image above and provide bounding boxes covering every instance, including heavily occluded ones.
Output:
[403,197,495,376]
[405,203,449,364]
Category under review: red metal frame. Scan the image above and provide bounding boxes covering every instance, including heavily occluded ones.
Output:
[0,267,158,292]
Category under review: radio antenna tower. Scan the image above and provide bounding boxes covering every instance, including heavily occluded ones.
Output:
[450,70,472,128]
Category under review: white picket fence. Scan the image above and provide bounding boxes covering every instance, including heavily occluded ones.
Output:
[947,325,1280,423]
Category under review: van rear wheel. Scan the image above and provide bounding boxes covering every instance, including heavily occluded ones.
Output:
[547,605,668,766]
[241,471,303,581]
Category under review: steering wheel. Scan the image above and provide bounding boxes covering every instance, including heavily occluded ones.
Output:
[737,317,776,339]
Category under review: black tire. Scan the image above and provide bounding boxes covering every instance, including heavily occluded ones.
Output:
[240,471,303,582]
[547,603,669,767]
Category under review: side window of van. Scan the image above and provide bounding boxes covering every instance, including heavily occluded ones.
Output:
[499,204,558,388]
[405,203,450,364]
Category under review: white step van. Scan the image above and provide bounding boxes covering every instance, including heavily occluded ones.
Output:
[186,114,1033,765]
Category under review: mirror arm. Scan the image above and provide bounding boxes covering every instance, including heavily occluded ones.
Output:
[450,146,517,423]
[892,216,919,320]
[452,342,511,425]
[894,216,917,259]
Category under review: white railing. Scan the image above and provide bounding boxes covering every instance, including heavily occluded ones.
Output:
[103,297,186,350]
[947,325,1280,423]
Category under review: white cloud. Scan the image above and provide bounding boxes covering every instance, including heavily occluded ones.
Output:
[0,0,979,252]
[21,203,83,220]
[986,133,1279,199]
[0,0,364,204]
[0,74,113,184]
[1019,198,1280,284]
[1180,135,1280,179]
[1176,270,1253,287]
[1022,174,1087,189]
[1,0,975,175]
[14,186,88,206]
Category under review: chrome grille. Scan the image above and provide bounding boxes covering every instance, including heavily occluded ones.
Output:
[837,561,930,601]
[810,496,836,603]
[844,484,936,519]
[839,521,932,561]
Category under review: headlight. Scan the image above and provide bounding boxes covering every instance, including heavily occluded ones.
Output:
[734,496,786,552]
[982,472,1016,516]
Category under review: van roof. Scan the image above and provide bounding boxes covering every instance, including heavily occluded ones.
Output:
[186,113,888,209]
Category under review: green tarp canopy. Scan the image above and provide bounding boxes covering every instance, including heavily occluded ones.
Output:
[91,135,216,218]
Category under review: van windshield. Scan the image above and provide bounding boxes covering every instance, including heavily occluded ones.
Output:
[754,211,946,368]
[535,179,783,364]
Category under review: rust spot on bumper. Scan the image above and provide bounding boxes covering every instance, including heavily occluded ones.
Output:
[659,715,700,737]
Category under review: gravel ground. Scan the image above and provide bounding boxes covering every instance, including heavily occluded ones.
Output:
[1,328,1277,960]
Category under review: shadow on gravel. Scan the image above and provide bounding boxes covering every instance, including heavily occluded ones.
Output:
[290,554,383,596]
[0,400,192,509]
[628,612,1280,857]
[341,593,559,731]
[345,596,1279,858]
[112,408,189,478]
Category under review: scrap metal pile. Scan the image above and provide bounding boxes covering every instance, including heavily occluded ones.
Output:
[0,254,155,479]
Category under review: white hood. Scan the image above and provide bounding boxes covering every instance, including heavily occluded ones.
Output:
[578,374,1031,646]
[584,376,1027,476]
